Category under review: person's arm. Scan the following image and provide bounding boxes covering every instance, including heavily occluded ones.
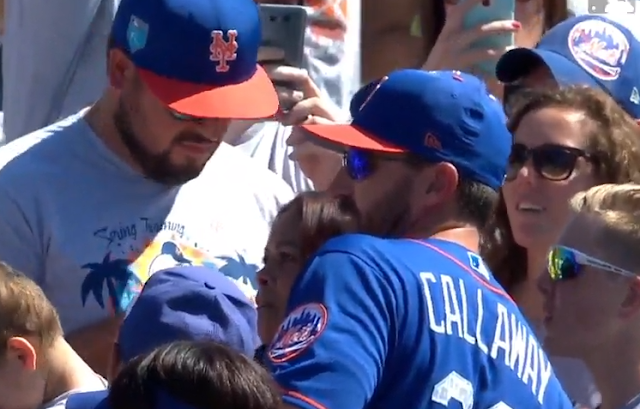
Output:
[361,0,423,82]
[267,250,394,409]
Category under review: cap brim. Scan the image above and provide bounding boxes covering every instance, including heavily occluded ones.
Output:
[65,391,110,409]
[301,123,404,153]
[139,65,278,119]
[496,48,599,88]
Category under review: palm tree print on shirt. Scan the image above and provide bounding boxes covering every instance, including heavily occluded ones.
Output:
[80,252,143,314]
[217,254,259,303]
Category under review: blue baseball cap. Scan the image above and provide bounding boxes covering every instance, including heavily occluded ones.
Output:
[117,266,259,362]
[496,15,640,118]
[302,69,511,191]
[111,0,278,119]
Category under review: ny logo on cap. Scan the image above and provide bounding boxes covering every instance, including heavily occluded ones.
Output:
[210,30,238,73]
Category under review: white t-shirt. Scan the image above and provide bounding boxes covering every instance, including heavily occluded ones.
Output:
[226,120,314,193]
[0,109,294,332]
[304,0,361,112]
[40,376,107,409]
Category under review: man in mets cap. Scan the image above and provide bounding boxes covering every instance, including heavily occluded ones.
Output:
[112,0,278,118]
[266,69,574,409]
[497,15,640,118]
[107,265,259,380]
[0,0,294,377]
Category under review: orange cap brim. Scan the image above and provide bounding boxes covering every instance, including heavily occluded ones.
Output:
[301,123,405,152]
[139,65,278,119]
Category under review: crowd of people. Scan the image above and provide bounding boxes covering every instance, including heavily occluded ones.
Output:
[2,0,640,409]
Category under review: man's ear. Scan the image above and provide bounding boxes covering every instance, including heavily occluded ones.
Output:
[422,162,458,201]
[107,49,135,90]
[6,337,37,370]
[619,276,640,319]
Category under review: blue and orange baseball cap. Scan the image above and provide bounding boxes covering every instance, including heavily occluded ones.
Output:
[302,69,512,191]
[496,15,640,118]
[116,266,259,362]
[111,0,278,119]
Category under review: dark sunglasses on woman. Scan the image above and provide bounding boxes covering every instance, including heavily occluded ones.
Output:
[506,143,595,182]
[547,245,635,281]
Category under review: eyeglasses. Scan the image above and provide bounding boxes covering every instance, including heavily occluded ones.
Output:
[506,143,593,182]
[342,148,411,181]
[547,245,635,281]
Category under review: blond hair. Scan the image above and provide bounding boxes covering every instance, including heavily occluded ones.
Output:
[570,184,640,267]
[0,262,62,354]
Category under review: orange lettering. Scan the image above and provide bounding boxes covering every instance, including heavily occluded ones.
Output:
[210,30,238,73]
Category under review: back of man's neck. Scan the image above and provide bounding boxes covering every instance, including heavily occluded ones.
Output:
[405,226,481,253]
[42,339,99,405]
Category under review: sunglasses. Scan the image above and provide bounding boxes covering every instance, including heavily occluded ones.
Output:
[506,143,593,182]
[342,148,411,181]
[547,245,635,281]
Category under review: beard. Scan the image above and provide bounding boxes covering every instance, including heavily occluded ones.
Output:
[359,176,415,238]
[113,99,214,186]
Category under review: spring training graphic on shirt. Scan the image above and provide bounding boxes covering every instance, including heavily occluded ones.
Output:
[80,217,258,314]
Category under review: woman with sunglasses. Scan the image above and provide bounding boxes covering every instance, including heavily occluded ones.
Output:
[483,86,640,407]
[254,191,360,363]
[539,183,640,409]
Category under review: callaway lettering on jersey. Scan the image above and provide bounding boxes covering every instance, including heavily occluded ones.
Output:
[267,234,574,409]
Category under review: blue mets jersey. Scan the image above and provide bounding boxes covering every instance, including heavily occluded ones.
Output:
[267,234,573,409]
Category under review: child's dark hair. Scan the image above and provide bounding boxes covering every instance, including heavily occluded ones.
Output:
[109,341,281,409]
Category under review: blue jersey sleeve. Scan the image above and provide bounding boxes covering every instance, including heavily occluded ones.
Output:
[267,250,394,409]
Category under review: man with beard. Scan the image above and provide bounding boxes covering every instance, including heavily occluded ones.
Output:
[266,70,574,409]
[0,0,293,374]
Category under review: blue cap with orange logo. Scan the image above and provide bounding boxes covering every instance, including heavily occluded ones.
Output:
[496,15,640,118]
[111,0,278,119]
[302,69,511,191]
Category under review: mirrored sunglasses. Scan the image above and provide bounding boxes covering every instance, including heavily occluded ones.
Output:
[547,245,635,281]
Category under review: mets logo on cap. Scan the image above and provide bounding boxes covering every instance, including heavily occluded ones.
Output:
[268,303,328,363]
[568,19,630,81]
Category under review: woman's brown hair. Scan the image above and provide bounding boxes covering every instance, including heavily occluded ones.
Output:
[482,86,640,291]
[276,191,360,260]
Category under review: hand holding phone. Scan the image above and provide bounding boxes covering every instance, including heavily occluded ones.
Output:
[422,0,519,96]
[258,4,308,111]
[461,0,515,75]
